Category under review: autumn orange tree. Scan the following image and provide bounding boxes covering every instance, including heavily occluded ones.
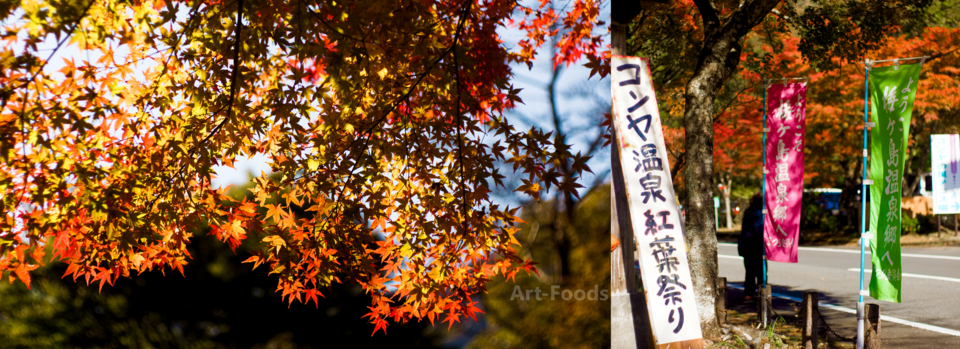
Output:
[629,0,947,337]
[0,0,605,334]
[744,26,960,229]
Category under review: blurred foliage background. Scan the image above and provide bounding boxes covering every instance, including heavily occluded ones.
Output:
[466,185,611,348]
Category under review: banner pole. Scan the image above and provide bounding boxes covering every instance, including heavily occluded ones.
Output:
[761,78,768,292]
[857,59,871,349]
[761,79,769,330]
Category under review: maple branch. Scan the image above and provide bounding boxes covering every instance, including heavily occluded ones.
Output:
[583,125,606,164]
[928,46,960,62]
[692,0,721,39]
[296,0,303,89]
[11,0,97,222]
[307,8,371,45]
[768,8,789,21]
[118,3,208,214]
[326,0,473,206]
[577,129,609,198]
[712,80,759,123]
[453,4,469,229]
[545,26,577,280]
[131,1,205,130]
[439,0,474,271]
[0,0,95,113]
[311,0,475,281]
[192,0,244,153]
[145,0,239,212]
[14,88,32,218]
[670,150,686,184]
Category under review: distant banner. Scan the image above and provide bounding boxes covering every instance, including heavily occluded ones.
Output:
[931,134,960,214]
[763,81,807,263]
[869,62,923,303]
[612,55,703,346]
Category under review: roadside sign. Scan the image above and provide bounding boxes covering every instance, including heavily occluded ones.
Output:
[613,55,704,348]
[932,134,960,214]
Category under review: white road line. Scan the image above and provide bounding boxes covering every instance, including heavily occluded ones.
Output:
[848,268,960,283]
[719,255,743,260]
[718,242,960,261]
[727,284,960,337]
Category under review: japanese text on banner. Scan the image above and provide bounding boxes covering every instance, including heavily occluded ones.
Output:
[763,82,807,263]
[612,55,703,345]
[868,62,923,303]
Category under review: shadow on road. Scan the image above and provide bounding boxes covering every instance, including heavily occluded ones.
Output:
[725,282,855,348]
[725,282,960,348]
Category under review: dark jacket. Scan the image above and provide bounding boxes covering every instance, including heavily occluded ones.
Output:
[738,204,764,258]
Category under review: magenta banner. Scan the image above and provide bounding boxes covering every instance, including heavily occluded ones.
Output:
[763,82,807,263]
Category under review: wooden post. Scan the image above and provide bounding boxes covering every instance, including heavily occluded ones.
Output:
[758,285,765,327]
[954,214,957,236]
[611,156,654,348]
[759,284,771,328]
[801,291,819,349]
[610,12,654,349]
[938,215,941,238]
[718,277,727,325]
[865,303,881,349]
[611,4,704,347]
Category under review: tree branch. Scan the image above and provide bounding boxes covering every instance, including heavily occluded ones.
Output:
[929,46,960,61]
[671,150,685,184]
[0,0,96,112]
[146,0,243,211]
[453,4,468,224]
[712,81,759,123]
[723,0,781,39]
[313,0,474,244]
[769,8,789,21]
[193,0,244,151]
[692,0,720,38]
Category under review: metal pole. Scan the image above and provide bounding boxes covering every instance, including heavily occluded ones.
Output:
[761,80,768,288]
[865,56,928,64]
[857,60,872,349]
[761,79,769,328]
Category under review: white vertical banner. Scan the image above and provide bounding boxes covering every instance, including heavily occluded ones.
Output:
[932,134,960,214]
[612,55,703,346]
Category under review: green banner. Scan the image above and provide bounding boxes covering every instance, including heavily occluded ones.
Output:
[868,62,922,303]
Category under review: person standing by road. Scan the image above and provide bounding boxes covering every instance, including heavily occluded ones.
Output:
[738,191,764,300]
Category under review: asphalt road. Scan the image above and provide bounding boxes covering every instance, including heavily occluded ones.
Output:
[718,242,960,348]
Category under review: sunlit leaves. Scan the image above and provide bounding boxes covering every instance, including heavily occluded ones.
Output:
[0,0,602,335]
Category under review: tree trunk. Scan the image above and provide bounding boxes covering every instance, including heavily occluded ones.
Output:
[683,0,780,339]
[547,26,576,284]
[683,49,725,341]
